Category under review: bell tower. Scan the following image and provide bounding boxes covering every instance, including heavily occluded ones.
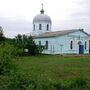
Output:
[32,4,52,34]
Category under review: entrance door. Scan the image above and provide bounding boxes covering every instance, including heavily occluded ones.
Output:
[79,45,84,54]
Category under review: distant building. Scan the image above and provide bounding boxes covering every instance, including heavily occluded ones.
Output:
[31,5,90,54]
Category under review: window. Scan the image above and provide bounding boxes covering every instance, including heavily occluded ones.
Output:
[33,24,35,30]
[46,41,48,49]
[70,41,73,49]
[85,41,87,50]
[39,24,42,30]
[39,41,41,46]
[89,40,90,53]
[47,24,49,30]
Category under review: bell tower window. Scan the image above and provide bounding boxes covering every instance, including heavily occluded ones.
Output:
[47,24,49,31]
[39,24,42,30]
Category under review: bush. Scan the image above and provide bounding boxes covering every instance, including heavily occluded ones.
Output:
[0,54,16,75]
[8,73,36,90]
[35,79,55,90]
[0,42,16,75]
[0,75,11,90]
[69,78,88,90]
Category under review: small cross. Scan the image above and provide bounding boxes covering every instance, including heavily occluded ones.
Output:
[41,3,43,9]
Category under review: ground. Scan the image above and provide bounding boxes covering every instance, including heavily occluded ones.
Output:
[14,55,90,82]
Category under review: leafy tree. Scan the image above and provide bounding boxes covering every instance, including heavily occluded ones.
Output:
[25,36,39,55]
[0,26,3,37]
[15,34,23,48]
[14,34,43,55]
[0,26,5,43]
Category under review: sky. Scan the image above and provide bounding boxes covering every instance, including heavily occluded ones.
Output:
[0,0,89,38]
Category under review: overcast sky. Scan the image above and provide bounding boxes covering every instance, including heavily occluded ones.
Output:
[0,0,89,38]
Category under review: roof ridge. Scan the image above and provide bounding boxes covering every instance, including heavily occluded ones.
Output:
[34,29,90,38]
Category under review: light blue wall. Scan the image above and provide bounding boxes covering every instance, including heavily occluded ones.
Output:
[34,31,90,54]
[33,22,51,34]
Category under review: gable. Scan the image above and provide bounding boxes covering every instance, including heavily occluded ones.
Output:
[67,30,89,37]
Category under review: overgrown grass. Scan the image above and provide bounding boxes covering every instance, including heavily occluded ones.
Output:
[14,55,90,80]
[13,55,90,89]
[1,54,90,89]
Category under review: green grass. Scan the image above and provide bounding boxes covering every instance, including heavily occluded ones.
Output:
[14,55,90,82]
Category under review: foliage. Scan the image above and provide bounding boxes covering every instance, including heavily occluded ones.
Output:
[14,34,43,55]
[13,55,90,89]
[0,55,90,89]
[69,78,88,90]
[0,26,6,43]
[8,73,36,90]
[0,41,22,57]
[0,36,6,43]
[0,43,16,75]
[0,54,15,75]
[0,75,11,90]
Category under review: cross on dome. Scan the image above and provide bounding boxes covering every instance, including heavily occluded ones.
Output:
[41,3,43,10]
[40,3,44,14]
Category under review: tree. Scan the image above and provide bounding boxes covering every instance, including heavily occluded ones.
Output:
[0,26,3,37]
[14,34,43,55]
[25,36,39,55]
[15,34,23,48]
[0,26,5,43]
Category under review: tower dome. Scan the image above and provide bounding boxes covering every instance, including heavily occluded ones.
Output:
[33,14,52,24]
[32,4,52,34]
[33,4,51,24]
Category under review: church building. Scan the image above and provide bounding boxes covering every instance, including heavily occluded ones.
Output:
[32,5,90,54]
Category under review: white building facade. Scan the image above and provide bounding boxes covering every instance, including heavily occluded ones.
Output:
[32,5,90,54]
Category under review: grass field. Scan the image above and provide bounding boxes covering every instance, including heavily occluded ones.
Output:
[14,55,90,82]
[1,55,90,89]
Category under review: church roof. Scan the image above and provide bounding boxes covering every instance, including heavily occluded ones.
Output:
[34,29,90,38]
[33,4,52,24]
[33,14,52,24]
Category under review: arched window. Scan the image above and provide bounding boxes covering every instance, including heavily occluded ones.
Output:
[89,40,90,53]
[46,41,48,49]
[39,24,42,30]
[33,24,35,30]
[85,41,87,50]
[70,41,73,49]
[47,24,49,30]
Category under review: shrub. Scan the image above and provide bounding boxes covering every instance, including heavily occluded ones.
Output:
[8,73,36,90]
[35,79,55,90]
[0,54,16,75]
[0,75,11,90]
[0,42,16,75]
[69,78,88,90]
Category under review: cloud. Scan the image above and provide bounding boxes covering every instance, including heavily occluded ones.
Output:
[0,17,32,38]
[0,0,90,37]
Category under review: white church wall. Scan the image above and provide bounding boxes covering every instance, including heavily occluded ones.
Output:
[60,30,90,54]
[35,36,69,54]
[35,37,56,54]
[34,30,90,54]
